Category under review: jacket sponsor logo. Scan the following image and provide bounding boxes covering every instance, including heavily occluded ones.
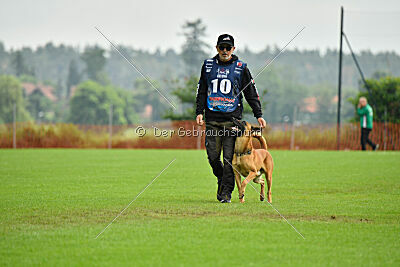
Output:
[217,67,229,78]
[237,62,242,67]
[209,96,235,103]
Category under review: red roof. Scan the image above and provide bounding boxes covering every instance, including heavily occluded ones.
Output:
[302,97,318,113]
[301,96,338,113]
[22,83,57,102]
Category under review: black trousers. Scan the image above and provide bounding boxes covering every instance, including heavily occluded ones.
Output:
[205,121,236,197]
[361,128,376,151]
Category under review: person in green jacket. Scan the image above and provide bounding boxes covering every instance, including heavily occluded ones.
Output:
[357,97,378,151]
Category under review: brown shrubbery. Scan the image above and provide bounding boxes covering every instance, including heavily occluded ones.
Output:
[0,121,399,150]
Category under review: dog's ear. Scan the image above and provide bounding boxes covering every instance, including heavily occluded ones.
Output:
[251,126,262,136]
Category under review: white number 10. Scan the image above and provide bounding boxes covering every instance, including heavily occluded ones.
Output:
[211,79,231,94]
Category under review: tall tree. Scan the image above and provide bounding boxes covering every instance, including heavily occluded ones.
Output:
[0,75,31,123]
[69,81,129,125]
[12,51,33,77]
[132,78,168,122]
[26,89,52,122]
[81,46,106,82]
[0,42,6,73]
[181,19,209,75]
[56,78,64,99]
[163,76,198,120]
[66,59,81,98]
[117,89,138,124]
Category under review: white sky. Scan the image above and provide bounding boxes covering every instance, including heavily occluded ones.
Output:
[1,0,399,54]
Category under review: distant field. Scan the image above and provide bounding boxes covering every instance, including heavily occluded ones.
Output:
[0,149,399,266]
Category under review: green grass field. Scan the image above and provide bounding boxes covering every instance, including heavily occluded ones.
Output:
[0,149,399,266]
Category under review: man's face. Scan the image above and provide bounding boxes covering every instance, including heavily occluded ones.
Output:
[216,44,235,62]
[359,98,367,107]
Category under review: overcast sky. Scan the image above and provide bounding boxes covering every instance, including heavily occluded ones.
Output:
[1,0,399,54]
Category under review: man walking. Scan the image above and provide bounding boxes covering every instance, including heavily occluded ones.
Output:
[357,97,378,151]
[195,34,266,203]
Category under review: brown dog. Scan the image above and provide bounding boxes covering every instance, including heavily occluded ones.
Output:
[231,118,274,203]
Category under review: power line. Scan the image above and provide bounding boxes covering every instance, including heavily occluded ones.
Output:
[347,33,400,37]
[342,32,380,119]
[346,10,400,14]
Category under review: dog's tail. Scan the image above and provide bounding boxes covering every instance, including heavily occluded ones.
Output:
[255,135,268,150]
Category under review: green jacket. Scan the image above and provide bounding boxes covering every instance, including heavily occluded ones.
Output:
[357,104,373,129]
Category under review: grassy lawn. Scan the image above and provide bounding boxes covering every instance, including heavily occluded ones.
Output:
[0,149,399,266]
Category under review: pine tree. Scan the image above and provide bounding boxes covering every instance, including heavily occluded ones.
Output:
[81,46,106,82]
[66,59,81,98]
[181,19,209,75]
[12,51,29,77]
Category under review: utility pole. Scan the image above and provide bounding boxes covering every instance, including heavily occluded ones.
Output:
[290,105,297,150]
[13,102,16,149]
[108,104,113,149]
[337,6,344,150]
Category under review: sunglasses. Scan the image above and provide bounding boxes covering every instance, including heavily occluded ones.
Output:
[218,44,232,51]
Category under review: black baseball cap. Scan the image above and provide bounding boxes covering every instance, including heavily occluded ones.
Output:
[217,34,234,46]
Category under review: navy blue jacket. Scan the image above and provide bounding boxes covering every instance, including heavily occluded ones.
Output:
[196,54,263,122]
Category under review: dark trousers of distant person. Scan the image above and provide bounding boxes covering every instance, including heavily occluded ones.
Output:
[361,128,376,151]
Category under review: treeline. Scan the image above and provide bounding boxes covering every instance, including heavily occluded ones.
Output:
[1,41,399,91]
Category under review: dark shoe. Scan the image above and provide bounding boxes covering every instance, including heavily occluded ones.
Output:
[374,144,379,151]
[220,194,231,203]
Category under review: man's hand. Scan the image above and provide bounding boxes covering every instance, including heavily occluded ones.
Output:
[196,114,204,126]
[257,117,267,128]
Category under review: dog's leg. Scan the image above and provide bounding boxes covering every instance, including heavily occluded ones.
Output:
[252,174,265,201]
[265,155,273,203]
[234,169,241,199]
[259,175,265,201]
[266,170,272,203]
[240,171,257,203]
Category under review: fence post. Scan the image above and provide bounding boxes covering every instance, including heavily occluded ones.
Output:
[290,106,297,150]
[108,104,113,149]
[13,102,16,149]
[384,106,387,151]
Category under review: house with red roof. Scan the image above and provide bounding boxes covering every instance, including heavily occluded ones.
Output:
[22,83,57,102]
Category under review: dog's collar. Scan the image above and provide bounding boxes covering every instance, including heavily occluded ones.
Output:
[235,150,252,157]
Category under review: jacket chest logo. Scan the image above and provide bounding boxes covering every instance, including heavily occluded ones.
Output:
[216,67,230,78]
